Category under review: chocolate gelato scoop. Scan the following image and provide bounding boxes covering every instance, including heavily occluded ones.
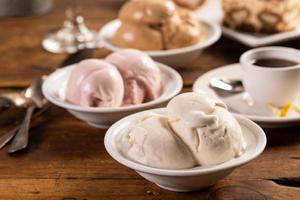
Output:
[119,0,176,25]
[112,22,163,50]
[112,0,206,50]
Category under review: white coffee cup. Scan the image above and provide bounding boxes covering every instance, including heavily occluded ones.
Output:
[240,47,300,107]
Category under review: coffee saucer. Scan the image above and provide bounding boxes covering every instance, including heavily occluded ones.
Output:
[192,63,300,128]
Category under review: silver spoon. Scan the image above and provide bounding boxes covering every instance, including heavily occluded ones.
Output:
[0,93,33,108]
[7,78,46,153]
[209,78,244,94]
[0,104,50,150]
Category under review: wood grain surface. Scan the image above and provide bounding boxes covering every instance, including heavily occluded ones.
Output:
[0,0,299,199]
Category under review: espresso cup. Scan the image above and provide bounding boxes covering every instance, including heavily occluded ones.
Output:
[240,47,300,107]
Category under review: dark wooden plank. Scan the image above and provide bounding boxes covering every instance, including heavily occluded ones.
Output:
[209,179,300,200]
[0,178,298,200]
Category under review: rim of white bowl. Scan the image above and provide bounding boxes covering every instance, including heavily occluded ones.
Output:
[104,108,267,176]
[98,19,221,57]
[42,63,183,113]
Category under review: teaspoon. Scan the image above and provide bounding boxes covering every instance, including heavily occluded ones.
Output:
[209,78,244,94]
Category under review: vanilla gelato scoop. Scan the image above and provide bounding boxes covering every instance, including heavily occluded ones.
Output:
[65,59,124,107]
[106,49,162,105]
[120,115,196,169]
[167,92,247,166]
[120,92,246,169]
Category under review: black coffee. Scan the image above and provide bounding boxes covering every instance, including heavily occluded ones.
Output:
[252,58,298,68]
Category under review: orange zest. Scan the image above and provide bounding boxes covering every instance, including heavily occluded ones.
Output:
[279,103,292,117]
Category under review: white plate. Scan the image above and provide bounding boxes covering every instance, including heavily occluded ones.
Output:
[42,63,183,129]
[104,108,266,192]
[98,19,221,68]
[222,27,300,47]
[192,63,300,128]
[193,0,300,47]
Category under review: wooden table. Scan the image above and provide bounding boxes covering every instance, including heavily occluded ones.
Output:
[0,1,299,199]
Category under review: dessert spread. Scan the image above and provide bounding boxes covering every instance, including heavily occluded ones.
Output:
[65,49,162,107]
[112,0,206,50]
[223,0,300,33]
[119,92,247,169]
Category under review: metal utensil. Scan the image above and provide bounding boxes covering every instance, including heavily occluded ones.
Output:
[7,106,35,152]
[0,103,50,150]
[209,78,244,94]
[0,126,18,149]
[7,78,46,153]
[0,48,93,151]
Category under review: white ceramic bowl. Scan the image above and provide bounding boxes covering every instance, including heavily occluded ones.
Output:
[104,108,267,192]
[99,19,221,68]
[42,63,183,129]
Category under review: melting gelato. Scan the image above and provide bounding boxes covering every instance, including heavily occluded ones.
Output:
[120,92,247,169]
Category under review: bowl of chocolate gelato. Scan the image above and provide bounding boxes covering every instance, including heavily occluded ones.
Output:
[99,0,221,68]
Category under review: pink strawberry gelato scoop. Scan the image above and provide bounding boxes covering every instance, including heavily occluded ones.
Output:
[106,49,162,105]
[65,59,124,107]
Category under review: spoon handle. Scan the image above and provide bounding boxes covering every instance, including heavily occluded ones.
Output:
[7,105,35,153]
[0,126,19,149]
[0,103,50,150]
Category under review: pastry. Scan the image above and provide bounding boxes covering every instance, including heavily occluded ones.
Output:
[223,0,300,33]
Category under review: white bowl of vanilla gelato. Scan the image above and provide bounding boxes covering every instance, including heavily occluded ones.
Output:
[104,92,266,192]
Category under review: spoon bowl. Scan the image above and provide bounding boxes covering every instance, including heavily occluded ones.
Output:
[209,78,244,97]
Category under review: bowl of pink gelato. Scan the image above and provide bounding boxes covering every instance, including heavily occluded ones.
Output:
[42,49,183,129]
